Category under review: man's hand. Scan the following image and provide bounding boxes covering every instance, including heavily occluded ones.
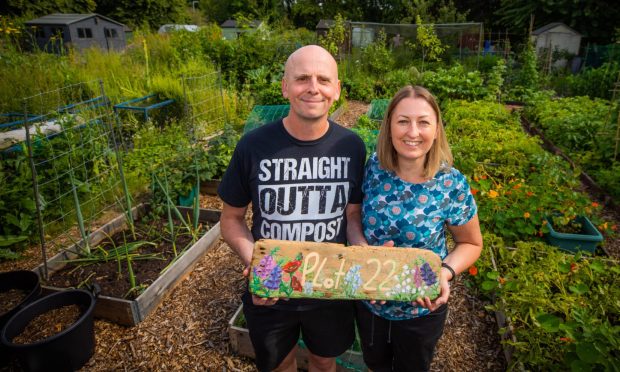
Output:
[243,266,281,306]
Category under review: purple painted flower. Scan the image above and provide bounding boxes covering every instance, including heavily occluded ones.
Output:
[413,265,423,288]
[263,265,282,290]
[420,262,437,286]
[255,255,276,279]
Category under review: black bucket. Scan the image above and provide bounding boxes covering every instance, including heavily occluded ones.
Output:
[0,270,41,366]
[1,289,97,372]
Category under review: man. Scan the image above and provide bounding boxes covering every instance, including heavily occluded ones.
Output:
[218,45,367,372]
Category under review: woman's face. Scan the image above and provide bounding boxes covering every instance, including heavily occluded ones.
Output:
[390,97,438,167]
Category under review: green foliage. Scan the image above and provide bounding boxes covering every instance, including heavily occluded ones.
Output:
[444,100,604,243]
[202,124,240,180]
[361,29,393,76]
[2,0,95,16]
[561,62,620,100]
[524,95,620,201]
[421,64,487,103]
[95,0,189,30]
[415,15,446,66]
[472,235,620,371]
[484,58,506,100]
[319,14,348,59]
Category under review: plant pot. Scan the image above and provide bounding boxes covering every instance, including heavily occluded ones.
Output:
[33,204,221,326]
[199,179,220,196]
[545,215,603,253]
[178,185,199,207]
[1,289,96,372]
[0,270,42,366]
[228,304,367,371]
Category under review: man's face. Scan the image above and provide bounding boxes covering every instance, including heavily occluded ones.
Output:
[282,47,340,123]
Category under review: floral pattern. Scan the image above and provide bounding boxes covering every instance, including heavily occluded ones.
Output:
[362,153,477,321]
[250,248,304,297]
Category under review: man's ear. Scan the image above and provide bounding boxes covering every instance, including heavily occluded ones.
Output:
[282,79,288,98]
[334,80,341,101]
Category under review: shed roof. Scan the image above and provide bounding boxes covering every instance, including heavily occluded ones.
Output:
[532,22,581,36]
[220,19,262,28]
[25,13,126,28]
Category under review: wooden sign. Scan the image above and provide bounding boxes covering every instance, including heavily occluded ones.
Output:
[249,239,442,301]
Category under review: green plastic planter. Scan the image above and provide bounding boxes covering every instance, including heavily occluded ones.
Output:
[545,216,603,254]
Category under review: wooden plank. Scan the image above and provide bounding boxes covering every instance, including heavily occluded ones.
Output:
[136,221,221,322]
[249,239,442,301]
[33,205,222,326]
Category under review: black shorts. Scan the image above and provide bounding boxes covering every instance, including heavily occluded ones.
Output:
[355,302,448,372]
[242,292,355,371]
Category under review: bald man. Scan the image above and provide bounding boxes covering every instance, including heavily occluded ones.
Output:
[218,45,367,371]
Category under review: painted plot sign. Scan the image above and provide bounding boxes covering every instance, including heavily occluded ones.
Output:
[249,239,442,301]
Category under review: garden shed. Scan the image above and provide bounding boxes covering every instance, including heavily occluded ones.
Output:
[531,22,581,68]
[25,13,127,53]
[220,20,263,40]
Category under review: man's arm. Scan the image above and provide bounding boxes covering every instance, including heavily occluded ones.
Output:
[220,202,254,267]
[346,203,368,246]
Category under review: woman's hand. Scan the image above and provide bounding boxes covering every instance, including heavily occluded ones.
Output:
[415,273,450,311]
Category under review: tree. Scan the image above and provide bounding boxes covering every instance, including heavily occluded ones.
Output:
[96,0,188,29]
[415,15,446,69]
[495,0,620,43]
[319,14,348,60]
[1,0,96,17]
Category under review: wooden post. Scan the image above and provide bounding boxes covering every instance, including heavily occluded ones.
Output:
[249,239,443,301]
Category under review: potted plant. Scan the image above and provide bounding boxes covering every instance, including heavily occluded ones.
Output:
[199,124,239,196]
[544,215,603,254]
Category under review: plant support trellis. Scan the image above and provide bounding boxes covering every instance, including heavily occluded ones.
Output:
[21,80,128,279]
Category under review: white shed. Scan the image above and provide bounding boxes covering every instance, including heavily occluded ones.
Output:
[531,22,581,69]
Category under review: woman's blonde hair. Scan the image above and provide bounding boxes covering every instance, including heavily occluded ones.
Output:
[376,85,453,178]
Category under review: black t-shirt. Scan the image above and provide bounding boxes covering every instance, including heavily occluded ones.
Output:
[218,119,366,310]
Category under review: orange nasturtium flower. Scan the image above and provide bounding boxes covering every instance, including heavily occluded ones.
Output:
[524,212,531,218]
[488,190,499,198]
[591,202,600,208]
[526,191,534,197]
[559,337,574,343]
[498,277,506,285]
[471,188,479,195]
[468,265,478,276]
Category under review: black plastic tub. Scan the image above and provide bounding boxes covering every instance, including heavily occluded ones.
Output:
[1,289,96,372]
[0,270,41,366]
[0,270,41,327]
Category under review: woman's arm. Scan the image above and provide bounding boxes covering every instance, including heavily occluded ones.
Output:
[417,214,483,311]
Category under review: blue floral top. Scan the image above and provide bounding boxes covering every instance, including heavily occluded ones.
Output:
[362,153,477,320]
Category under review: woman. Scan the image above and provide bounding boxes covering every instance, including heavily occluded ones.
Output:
[357,86,483,371]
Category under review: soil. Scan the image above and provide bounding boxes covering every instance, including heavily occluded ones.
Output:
[0,288,27,315]
[12,304,81,344]
[44,216,212,300]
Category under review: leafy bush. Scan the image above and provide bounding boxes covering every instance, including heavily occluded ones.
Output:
[471,235,620,371]
[421,64,487,103]
[444,100,603,243]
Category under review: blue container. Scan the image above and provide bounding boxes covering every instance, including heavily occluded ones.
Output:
[545,215,603,254]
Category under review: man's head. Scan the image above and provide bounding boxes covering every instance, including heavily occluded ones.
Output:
[282,45,340,124]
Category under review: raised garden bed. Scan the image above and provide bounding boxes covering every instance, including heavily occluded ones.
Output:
[33,204,221,326]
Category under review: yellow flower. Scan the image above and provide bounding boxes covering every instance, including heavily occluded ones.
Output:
[488,190,499,198]
[523,212,530,218]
